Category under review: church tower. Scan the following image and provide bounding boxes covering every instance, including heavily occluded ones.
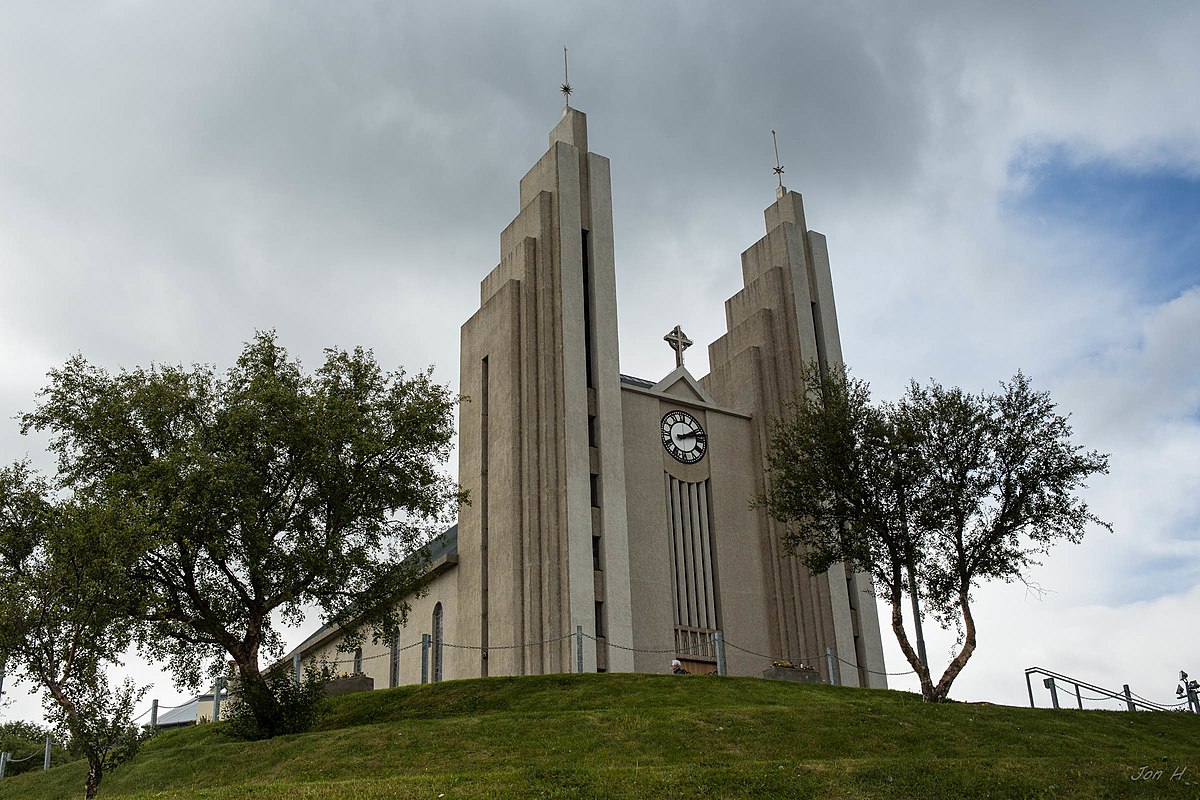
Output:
[455,107,634,675]
[287,102,890,690]
[702,183,888,687]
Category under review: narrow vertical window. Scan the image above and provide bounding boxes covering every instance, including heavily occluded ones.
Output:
[582,229,595,389]
[432,602,444,682]
[480,357,489,677]
[389,632,401,688]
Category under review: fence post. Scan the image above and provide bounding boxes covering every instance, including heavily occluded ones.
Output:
[1025,671,1035,708]
[293,653,302,685]
[714,630,726,676]
[575,626,584,674]
[1074,683,1083,710]
[1,751,8,778]
[421,633,430,684]
[1123,684,1135,712]
[1043,677,1059,709]
[43,735,51,771]
[826,647,839,686]
[150,698,159,729]
[212,678,224,722]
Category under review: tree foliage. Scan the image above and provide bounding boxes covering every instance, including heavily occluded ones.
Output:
[222,661,335,741]
[0,720,77,777]
[759,365,1110,702]
[0,462,146,798]
[18,331,462,738]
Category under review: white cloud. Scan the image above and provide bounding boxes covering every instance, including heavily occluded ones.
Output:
[883,581,1200,709]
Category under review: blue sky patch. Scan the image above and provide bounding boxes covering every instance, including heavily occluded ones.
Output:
[1005,150,1200,303]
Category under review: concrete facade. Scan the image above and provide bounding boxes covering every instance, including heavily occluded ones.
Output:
[285,108,887,688]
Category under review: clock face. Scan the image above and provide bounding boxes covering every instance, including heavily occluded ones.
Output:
[661,410,707,464]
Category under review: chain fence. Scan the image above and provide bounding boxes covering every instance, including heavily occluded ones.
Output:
[3,753,37,764]
[113,633,1191,736]
[293,628,920,686]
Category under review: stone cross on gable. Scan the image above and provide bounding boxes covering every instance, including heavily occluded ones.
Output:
[664,325,693,368]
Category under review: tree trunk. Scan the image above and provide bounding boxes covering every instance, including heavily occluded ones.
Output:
[886,565,934,701]
[84,759,102,800]
[931,582,978,702]
[232,653,282,738]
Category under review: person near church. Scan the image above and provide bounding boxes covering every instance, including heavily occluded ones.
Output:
[671,659,689,675]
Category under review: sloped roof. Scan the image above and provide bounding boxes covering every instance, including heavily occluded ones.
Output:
[619,373,656,389]
[278,524,458,664]
[154,689,226,728]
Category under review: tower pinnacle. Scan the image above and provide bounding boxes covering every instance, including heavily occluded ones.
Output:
[771,129,787,198]
[561,46,573,111]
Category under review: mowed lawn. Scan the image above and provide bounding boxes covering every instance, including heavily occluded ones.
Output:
[2,673,1197,799]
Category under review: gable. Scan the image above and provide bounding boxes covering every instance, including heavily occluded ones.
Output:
[650,365,717,406]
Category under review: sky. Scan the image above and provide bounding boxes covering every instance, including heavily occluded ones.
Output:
[2,0,1198,724]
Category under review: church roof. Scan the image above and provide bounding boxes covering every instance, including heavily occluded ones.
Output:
[426,522,458,563]
[619,374,656,389]
[277,524,458,665]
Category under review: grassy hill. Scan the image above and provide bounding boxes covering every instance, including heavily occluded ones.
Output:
[1,673,1196,799]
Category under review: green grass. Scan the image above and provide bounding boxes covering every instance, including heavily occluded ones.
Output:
[2,673,1197,799]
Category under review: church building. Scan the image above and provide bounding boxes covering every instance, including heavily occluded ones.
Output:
[288,103,888,688]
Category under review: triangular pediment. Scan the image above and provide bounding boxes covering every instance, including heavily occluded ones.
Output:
[651,366,716,406]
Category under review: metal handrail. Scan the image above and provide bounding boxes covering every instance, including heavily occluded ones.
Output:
[1024,666,1178,712]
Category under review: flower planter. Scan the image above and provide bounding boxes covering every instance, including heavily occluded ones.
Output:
[325,674,374,697]
[761,665,821,684]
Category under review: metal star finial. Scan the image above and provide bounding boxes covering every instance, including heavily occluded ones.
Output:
[771,130,786,190]
[664,325,693,369]
[561,46,573,108]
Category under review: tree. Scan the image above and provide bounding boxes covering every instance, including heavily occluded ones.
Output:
[19,332,462,738]
[758,365,1110,702]
[0,462,146,798]
[0,720,76,777]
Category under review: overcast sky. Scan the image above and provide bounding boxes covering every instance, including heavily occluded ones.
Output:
[2,1,1198,724]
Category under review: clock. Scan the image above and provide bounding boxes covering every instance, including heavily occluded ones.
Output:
[661,410,707,463]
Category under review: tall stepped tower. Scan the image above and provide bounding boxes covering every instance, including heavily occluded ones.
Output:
[701,185,886,687]
[455,107,633,675]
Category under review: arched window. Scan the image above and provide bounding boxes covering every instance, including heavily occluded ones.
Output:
[353,647,363,675]
[432,602,444,682]
[389,631,401,688]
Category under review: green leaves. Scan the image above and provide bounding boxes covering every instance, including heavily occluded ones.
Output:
[759,363,1110,701]
[0,463,147,798]
[17,330,461,735]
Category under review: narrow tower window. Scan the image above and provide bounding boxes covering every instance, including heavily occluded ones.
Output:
[480,356,490,677]
[582,229,596,389]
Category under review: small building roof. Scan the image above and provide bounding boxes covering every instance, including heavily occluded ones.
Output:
[154,689,226,729]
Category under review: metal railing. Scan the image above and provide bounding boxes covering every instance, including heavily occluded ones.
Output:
[1024,666,1187,712]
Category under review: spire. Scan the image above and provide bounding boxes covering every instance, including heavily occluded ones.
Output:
[561,46,573,112]
[771,129,787,199]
